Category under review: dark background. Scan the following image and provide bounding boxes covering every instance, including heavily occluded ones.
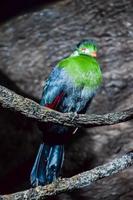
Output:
[0,0,133,199]
[0,0,60,22]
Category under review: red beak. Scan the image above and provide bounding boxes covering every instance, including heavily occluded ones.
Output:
[91,51,97,57]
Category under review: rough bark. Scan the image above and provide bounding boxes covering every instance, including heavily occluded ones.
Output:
[1,152,133,200]
[0,85,133,127]
[0,0,133,199]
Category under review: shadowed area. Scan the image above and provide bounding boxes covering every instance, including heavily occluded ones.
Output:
[0,0,61,23]
[0,0,133,199]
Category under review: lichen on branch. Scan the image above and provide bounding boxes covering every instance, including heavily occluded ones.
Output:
[0,85,133,199]
[1,151,133,200]
[0,85,133,128]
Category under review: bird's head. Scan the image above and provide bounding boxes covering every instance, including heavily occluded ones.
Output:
[75,39,98,57]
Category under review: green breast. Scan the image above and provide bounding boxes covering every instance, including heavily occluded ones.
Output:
[57,55,102,89]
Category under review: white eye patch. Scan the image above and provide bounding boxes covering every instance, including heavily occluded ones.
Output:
[81,48,90,54]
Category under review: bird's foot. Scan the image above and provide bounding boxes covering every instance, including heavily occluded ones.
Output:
[71,112,78,121]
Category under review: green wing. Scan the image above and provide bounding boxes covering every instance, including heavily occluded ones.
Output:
[57,54,102,89]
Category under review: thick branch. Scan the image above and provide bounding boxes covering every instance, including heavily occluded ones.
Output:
[0,85,133,127]
[1,151,133,199]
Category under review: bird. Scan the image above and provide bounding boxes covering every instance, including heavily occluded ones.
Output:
[30,39,102,187]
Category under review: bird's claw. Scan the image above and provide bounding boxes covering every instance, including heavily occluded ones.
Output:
[71,112,78,121]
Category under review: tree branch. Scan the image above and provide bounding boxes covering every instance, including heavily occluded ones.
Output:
[0,85,133,199]
[1,151,133,200]
[0,85,133,127]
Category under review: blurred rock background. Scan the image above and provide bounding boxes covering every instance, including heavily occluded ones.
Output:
[0,0,133,199]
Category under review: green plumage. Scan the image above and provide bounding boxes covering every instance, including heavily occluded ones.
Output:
[57,54,102,89]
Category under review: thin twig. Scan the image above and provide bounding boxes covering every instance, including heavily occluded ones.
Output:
[0,85,133,127]
[1,151,133,200]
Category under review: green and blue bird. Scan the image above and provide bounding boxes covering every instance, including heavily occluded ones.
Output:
[30,39,102,186]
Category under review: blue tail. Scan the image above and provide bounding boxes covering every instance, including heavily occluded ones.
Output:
[30,143,64,186]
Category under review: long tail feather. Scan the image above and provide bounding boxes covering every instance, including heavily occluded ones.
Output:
[30,143,64,186]
[46,145,64,183]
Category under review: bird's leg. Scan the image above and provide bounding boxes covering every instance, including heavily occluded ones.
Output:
[72,127,78,135]
[70,112,78,134]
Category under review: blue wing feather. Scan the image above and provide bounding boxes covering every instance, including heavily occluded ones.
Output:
[30,67,66,186]
[40,65,95,113]
[40,67,65,106]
